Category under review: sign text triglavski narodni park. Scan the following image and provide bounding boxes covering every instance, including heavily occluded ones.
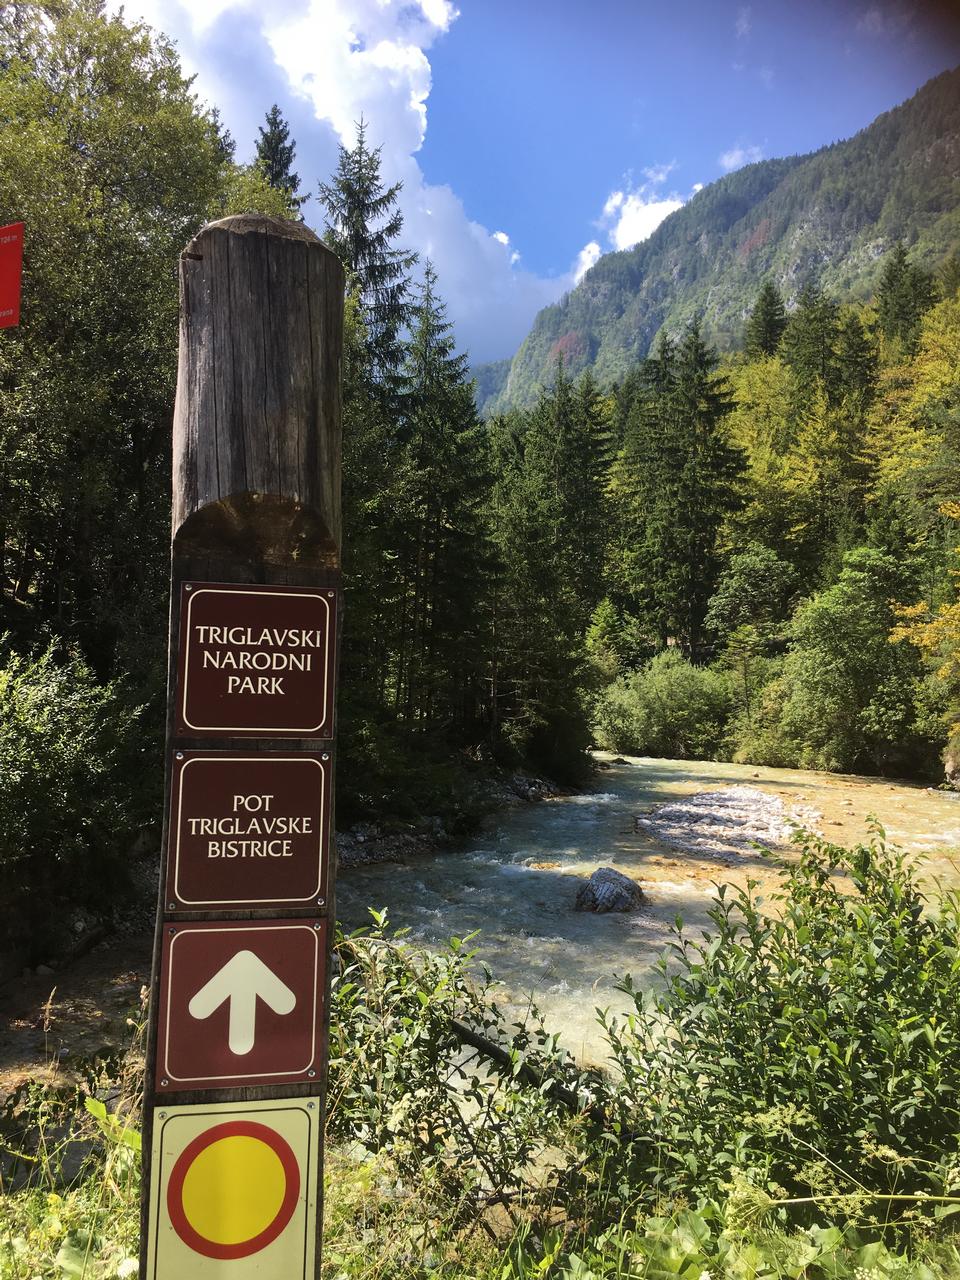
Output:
[140,215,344,1280]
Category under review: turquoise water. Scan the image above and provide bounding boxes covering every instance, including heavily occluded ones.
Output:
[337,755,960,1064]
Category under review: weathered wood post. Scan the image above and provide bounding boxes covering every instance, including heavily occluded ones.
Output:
[140,214,344,1280]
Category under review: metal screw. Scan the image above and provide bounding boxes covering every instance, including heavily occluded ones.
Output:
[185,584,192,591]
[168,928,177,936]
[160,1079,169,1087]
[176,752,184,760]
[317,898,325,908]
[313,923,322,931]
[168,903,176,910]
[307,1102,315,1110]
[321,752,330,761]
[158,1112,167,1119]
[307,1070,316,1078]
[327,591,334,597]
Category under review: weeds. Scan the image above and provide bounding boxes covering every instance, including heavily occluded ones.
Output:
[4,829,960,1276]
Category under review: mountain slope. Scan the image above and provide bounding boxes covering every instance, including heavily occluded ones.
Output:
[483,68,960,413]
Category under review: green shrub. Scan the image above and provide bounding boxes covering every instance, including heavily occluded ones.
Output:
[597,827,960,1226]
[0,643,145,948]
[328,914,579,1224]
[593,649,731,758]
[774,549,940,775]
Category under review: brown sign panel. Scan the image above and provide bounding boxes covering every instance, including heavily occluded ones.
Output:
[165,752,331,912]
[177,583,337,737]
[156,919,326,1092]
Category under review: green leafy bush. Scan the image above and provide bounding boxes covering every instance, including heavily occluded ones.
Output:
[0,644,145,948]
[327,913,579,1224]
[772,549,939,774]
[506,1206,956,1279]
[593,649,731,758]
[597,827,960,1223]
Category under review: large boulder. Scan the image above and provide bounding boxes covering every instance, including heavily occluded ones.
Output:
[575,867,645,913]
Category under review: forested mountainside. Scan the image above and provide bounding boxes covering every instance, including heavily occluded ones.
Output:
[477,67,960,413]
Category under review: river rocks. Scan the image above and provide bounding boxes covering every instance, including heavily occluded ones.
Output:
[633,785,821,859]
[575,867,645,913]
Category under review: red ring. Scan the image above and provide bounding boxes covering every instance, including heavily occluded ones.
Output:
[166,1120,300,1259]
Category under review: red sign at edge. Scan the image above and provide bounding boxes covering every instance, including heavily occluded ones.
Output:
[0,223,24,329]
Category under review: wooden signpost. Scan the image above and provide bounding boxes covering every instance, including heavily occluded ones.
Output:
[141,214,344,1279]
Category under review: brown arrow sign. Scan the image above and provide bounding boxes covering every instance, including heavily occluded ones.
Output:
[164,752,331,912]
[156,919,327,1092]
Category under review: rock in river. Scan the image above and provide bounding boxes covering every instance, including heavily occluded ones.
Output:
[575,867,645,913]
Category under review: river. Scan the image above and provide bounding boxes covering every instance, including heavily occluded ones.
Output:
[337,754,960,1065]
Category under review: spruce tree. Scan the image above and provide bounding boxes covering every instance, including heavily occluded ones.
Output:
[745,280,787,358]
[255,104,306,211]
[939,251,960,301]
[616,326,742,653]
[318,120,418,396]
[876,242,938,354]
[835,311,879,411]
[782,283,841,409]
[392,263,492,729]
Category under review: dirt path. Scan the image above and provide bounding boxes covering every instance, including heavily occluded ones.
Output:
[0,933,152,1099]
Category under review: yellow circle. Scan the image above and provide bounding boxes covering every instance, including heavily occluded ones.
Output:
[180,1135,286,1246]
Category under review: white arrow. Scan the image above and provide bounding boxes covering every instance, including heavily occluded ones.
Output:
[188,950,296,1056]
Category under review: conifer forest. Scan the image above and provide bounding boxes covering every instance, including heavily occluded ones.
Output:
[3,5,960,1279]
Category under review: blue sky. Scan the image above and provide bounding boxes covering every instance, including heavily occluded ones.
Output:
[111,0,960,362]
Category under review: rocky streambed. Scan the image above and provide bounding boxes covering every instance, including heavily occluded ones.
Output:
[337,754,960,1063]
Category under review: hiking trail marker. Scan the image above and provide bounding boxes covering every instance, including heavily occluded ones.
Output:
[141,215,344,1280]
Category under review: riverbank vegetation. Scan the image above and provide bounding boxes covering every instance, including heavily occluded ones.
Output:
[4,827,960,1276]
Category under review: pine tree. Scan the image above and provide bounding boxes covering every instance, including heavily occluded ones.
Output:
[521,361,610,632]
[745,281,787,358]
[782,283,841,409]
[835,310,879,411]
[255,104,306,211]
[318,120,418,396]
[614,326,742,653]
[876,242,939,354]
[939,251,960,301]
[392,263,492,729]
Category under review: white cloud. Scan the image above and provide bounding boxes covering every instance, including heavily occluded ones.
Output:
[642,161,676,186]
[857,4,913,38]
[573,241,601,283]
[104,0,565,363]
[719,143,764,171]
[593,162,687,254]
[605,193,685,251]
[735,6,752,38]
[588,162,688,254]
[692,182,704,193]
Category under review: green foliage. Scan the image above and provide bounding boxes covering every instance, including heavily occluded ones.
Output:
[328,913,577,1222]
[877,242,940,356]
[745,280,788,359]
[0,0,291,690]
[705,543,796,639]
[599,827,960,1220]
[774,549,938,774]
[593,650,731,759]
[254,103,307,210]
[506,1207,956,1279]
[609,325,743,653]
[319,118,418,396]
[0,644,145,950]
[484,365,608,784]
